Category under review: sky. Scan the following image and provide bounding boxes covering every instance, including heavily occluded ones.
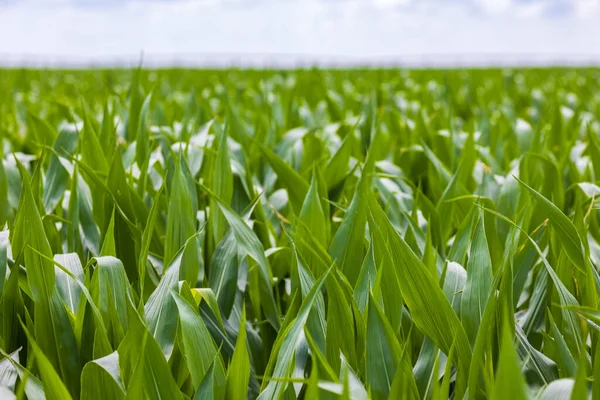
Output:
[1,0,599,67]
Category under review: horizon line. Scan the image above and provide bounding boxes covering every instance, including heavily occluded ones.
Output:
[2,52,600,69]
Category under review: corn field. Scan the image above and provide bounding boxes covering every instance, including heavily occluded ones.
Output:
[0,68,599,399]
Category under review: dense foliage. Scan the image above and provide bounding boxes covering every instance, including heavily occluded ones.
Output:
[0,68,599,399]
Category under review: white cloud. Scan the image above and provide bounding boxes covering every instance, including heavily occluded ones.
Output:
[514,2,546,18]
[0,0,599,66]
[373,0,413,9]
[573,0,600,18]
[476,0,512,15]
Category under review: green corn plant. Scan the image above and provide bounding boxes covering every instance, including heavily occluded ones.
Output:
[0,67,598,399]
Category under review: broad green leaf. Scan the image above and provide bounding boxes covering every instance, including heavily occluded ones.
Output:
[305,358,320,400]
[481,206,583,358]
[208,121,233,252]
[172,290,226,396]
[42,128,78,212]
[135,92,152,167]
[126,69,143,143]
[324,135,351,190]
[12,161,55,301]
[99,100,116,159]
[76,174,101,255]
[257,140,309,212]
[165,160,200,285]
[537,379,575,400]
[194,362,216,400]
[293,249,327,354]
[517,178,589,285]
[366,293,401,399]
[0,230,7,297]
[22,324,73,400]
[225,304,251,400]
[80,352,125,400]
[208,229,239,317]
[91,256,131,347]
[326,269,357,373]
[145,233,200,358]
[339,353,367,400]
[593,338,600,400]
[353,240,376,314]
[0,347,45,400]
[258,268,330,400]
[1,259,24,355]
[0,350,19,390]
[124,328,183,400]
[104,151,144,284]
[570,349,588,400]
[12,161,80,395]
[202,185,280,330]
[25,110,58,148]
[515,325,559,385]
[296,171,329,277]
[66,165,81,254]
[367,192,472,399]
[490,315,528,400]
[467,274,499,398]
[138,185,163,296]
[0,157,8,226]
[548,313,577,377]
[119,296,182,400]
[329,168,368,286]
[53,253,84,314]
[461,209,493,343]
[81,107,109,174]
[388,346,420,400]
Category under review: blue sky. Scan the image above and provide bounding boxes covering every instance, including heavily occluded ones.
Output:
[1,0,599,66]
